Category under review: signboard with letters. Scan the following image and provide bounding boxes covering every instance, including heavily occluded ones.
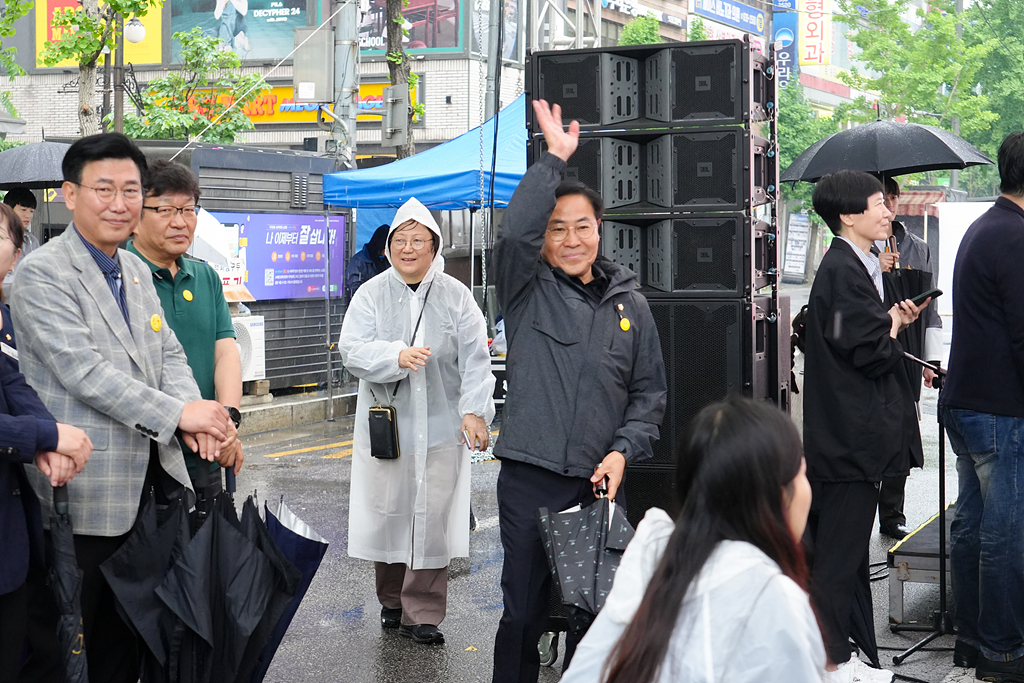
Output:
[783,212,811,282]
[691,0,765,35]
[773,8,798,87]
[208,211,345,300]
[170,0,307,63]
[35,0,163,67]
[798,0,832,65]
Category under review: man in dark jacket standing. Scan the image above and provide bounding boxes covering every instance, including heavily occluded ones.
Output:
[803,171,924,683]
[490,100,667,683]
[940,132,1024,682]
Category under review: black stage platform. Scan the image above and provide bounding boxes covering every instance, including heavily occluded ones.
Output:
[886,501,955,623]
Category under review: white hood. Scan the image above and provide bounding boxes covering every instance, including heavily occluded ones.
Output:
[385,197,445,282]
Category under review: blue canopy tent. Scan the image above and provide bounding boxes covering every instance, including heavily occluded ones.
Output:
[323,93,527,248]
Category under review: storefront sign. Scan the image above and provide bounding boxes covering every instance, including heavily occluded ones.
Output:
[209,211,345,300]
[601,0,685,26]
[228,83,420,124]
[694,17,766,52]
[691,0,765,35]
[35,0,163,68]
[798,0,832,65]
[773,10,797,87]
[783,212,811,282]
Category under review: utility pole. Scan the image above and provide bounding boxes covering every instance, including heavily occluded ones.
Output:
[334,0,359,169]
[484,0,501,120]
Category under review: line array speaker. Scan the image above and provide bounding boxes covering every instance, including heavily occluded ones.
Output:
[529,128,773,212]
[597,213,774,297]
[529,40,771,132]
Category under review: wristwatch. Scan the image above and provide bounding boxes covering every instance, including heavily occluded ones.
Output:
[225,406,242,429]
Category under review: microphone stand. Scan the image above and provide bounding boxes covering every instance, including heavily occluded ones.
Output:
[891,352,953,665]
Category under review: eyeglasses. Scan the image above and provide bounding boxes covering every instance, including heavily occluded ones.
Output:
[143,205,201,219]
[75,183,144,204]
[546,224,596,243]
[392,237,433,251]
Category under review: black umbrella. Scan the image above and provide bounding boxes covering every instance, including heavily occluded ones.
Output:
[100,492,192,683]
[0,141,71,189]
[238,497,327,683]
[537,496,634,615]
[781,121,993,183]
[48,485,89,683]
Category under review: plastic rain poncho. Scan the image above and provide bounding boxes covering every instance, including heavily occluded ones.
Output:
[338,198,495,569]
[560,508,826,683]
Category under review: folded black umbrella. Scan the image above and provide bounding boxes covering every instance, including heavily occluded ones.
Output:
[48,485,89,683]
[537,496,635,615]
[242,497,329,683]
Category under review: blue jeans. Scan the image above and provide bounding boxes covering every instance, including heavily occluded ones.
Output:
[942,406,1024,660]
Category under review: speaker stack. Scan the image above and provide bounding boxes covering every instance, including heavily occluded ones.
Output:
[526,39,789,527]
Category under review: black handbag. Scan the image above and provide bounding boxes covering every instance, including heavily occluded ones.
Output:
[366,281,434,459]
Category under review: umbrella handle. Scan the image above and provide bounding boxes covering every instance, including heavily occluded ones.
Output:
[225,467,236,494]
[53,484,69,516]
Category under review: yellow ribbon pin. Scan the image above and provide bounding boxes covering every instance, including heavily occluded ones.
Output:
[620,318,631,332]
[150,314,162,332]
[183,289,193,302]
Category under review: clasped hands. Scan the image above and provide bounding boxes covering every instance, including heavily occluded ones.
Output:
[179,400,244,474]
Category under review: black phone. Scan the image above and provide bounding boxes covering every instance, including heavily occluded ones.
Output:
[910,288,942,307]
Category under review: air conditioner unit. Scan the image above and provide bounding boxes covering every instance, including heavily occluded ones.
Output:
[233,315,266,382]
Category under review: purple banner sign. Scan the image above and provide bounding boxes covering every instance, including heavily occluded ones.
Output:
[210,211,345,301]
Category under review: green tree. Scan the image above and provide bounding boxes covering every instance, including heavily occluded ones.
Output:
[385,0,415,158]
[40,0,161,136]
[117,28,266,144]
[618,13,661,46]
[777,75,835,213]
[834,0,997,137]
[688,16,710,41]
[0,0,32,118]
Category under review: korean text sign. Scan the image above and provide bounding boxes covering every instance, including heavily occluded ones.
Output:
[798,0,832,65]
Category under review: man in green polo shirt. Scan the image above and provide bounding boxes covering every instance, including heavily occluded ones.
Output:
[128,159,243,498]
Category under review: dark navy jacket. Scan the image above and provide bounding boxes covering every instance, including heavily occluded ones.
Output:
[0,302,59,596]
[493,153,667,478]
[941,198,1024,418]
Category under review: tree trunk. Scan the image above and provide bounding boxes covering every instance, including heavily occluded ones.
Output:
[385,0,414,158]
[78,0,102,136]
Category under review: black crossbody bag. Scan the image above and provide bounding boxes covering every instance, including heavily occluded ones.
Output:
[367,281,433,459]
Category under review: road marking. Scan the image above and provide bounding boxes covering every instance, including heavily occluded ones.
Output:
[322,448,353,459]
[263,440,352,458]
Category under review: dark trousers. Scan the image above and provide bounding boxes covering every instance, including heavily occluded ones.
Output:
[74,533,140,683]
[878,474,907,529]
[9,570,63,683]
[806,480,880,665]
[492,459,603,683]
[0,580,28,683]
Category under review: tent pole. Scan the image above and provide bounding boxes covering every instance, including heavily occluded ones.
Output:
[469,208,476,294]
[324,210,335,422]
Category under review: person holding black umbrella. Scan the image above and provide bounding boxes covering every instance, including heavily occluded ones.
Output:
[0,199,94,683]
[10,133,231,683]
[802,171,927,683]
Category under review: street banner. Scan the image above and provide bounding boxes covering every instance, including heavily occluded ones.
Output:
[209,211,345,300]
[35,0,163,68]
[773,9,797,87]
[171,0,307,63]
[798,0,832,65]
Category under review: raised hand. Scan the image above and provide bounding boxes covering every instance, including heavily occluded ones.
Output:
[532,99,580,162]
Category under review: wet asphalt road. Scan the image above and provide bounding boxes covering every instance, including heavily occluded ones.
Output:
[236,285,966,683]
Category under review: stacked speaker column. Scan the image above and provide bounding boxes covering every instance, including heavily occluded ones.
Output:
[526,39,788,526]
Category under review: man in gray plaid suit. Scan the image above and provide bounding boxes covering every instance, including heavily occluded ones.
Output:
[10,133,230,683]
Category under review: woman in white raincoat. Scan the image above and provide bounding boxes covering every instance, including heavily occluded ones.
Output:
[561,397,827,683]
[338,197,495,646]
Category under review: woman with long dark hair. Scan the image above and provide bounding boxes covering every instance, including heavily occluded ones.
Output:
[560,396,824,683]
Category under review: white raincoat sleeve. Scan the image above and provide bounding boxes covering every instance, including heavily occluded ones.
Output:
[338,285,411,385]
[456,287,496,423]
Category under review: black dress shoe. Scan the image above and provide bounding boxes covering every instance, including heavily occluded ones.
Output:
[954,640,979,668]
[977,654,1024,682]
[879,523,910,540]
[399,623,445,645]
[380,607,402,629]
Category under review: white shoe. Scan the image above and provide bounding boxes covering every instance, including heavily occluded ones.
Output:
[822,658,894,683]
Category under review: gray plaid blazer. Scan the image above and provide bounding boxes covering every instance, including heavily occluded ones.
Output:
[10,226,200,537]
